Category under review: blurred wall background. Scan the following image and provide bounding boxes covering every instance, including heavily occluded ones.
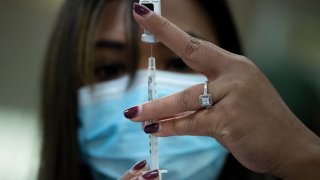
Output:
[0,0,62,179]
[228,0,320,132]
[0,0,319,179]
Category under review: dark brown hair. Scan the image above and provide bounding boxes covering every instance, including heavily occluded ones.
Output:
[38,0,107,179]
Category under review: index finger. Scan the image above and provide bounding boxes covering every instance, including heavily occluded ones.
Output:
[123,81,226,122]
[133,3,231,77]
[119,160,147,180]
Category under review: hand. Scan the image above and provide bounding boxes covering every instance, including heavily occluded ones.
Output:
[126,3,320,179]
[119,160,159,180]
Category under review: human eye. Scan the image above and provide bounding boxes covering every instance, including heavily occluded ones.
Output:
[164,58,194,73]
[94,62,128,82]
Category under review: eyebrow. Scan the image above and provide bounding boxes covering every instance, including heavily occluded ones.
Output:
[95,40,126,50]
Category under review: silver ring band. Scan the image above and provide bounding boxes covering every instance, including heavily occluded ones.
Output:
[199,81,213,108]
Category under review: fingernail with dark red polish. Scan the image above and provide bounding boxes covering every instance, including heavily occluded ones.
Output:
[133,3,151,16]
[124,106,141,119]
[144,123,159,134]
[142,169,159,179]
[132,160,146,170]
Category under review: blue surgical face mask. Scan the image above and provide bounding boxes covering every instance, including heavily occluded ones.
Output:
[78,70,228,180]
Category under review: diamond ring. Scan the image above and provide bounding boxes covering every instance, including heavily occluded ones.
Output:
[199,81,213,108]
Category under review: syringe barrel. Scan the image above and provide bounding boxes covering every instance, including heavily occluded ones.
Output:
[148,57,156,101]
[147,56,159,174]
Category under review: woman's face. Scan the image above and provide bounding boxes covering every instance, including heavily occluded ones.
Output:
[93,0,218,82]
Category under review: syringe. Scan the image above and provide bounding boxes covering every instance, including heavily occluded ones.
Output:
[147,56,158,170]
[139,0,167,178]
[147,52,168,178]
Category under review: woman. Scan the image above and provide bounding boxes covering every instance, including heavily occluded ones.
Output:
[38,0,282,179]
